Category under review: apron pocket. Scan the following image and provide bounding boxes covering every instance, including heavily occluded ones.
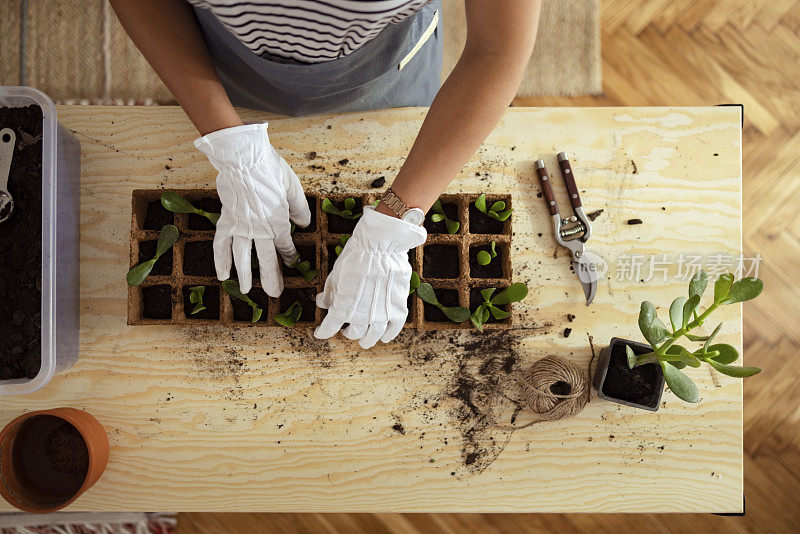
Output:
[398,9,439,71]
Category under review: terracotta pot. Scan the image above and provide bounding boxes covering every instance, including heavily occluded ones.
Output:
[0,408,109,513]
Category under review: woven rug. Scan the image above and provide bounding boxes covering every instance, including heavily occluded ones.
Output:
[1,0,600,101]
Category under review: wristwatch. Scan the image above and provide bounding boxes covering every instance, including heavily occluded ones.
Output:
[381,188,425,226]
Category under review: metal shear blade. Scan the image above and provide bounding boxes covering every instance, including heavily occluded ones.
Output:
[537,153,599,306]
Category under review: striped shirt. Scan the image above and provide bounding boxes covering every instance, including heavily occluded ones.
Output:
[188,0,430,64]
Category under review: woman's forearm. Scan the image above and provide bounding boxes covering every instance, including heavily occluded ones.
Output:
[110,0,242,135]
[380,0,540,216]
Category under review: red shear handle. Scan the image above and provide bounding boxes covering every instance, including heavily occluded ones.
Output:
[535,161,559,216]
[557,152,582,210]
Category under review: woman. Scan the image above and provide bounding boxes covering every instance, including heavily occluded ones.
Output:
[111,0,541,348]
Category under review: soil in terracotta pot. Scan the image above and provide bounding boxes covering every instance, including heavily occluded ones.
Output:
[282,245,317,278]
[469,244,503,278]
[423,288,460,322]
[138,240,173,276]
[0,104,43,380]
[602,342,661,406]
[13,415,89,501]
[424,202,458,234]
[142,285,172,320]
[143,200,174,230]
[187,197,221,231]
[231,287,269,322]
[326,198,362,234]
[469,288,508,324]
[294,196,316,234]
[183,240,215,277]
[423,245,459,279]
[182,285,220,320]
[469,203,505,234]
[279,287,316,323]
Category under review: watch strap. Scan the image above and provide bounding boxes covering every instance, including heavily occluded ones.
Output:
[381,188,409,218]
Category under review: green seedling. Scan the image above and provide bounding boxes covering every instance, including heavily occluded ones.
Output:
[430,199,460,234]
[334,235,350,256]
[322,197,362,220]
[470,283,528,332]
[474,194,513,221]
[409,271,421,295]
[188,285,206,314]
[628,270,763,403]
[161,191,220,225]
[476,241,498,266]
[127,225,179,286]
[289,255,318,282]
[222,279,263,322]
[274,301,302,327]
[416,283,470,323]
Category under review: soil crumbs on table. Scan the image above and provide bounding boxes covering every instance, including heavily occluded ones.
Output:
[0,105,43,380]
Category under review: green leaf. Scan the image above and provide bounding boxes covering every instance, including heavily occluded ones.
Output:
[493,208,513,221]
[714,273,734,303]
[477,250,492,266]
[126,259,155,287]
[431,213,444,222]
[189,286,204,303]
[206,212,220,225]
[297,261,310,271]
[669,297,686,332]
[638,301,669,346]
[626,345,638,369]
[321,198,339,216]
[664,345,702,367]
[662,362,700,403]
[409,271,420,294]
[489,241,497,258]
[274,301,302,327]
[416,283,439,306]
[490,200,506,213]
[222,279,262,323]
[490,283,528,305]
[702,323,722,353]
[344,197,355,211]
[161,191,198,214]
[707,343,739,365]
[487,304,510,320]
[335,245,343,256]
[688,270,709,299]
[474,194,488,214]
[470,307,486,332]
[445,219,460,234]
[707,358,761,378]
[480,288,496,302]
[191,303,206,314]
[681,295,700,328]
[684,332,710,342]
[301,268,318,282]
[722,277,764,304]
[671,361,688,369]
[431,199,444,214]
[155,225,179,258]
[442,306,470,323]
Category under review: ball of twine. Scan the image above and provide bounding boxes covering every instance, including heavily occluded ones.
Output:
[520,355,589,421]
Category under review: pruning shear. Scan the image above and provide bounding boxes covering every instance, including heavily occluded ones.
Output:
[536,152,602,306]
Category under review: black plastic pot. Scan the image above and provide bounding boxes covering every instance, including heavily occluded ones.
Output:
[593,337,665,411]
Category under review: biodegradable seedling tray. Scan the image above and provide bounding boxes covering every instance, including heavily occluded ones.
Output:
[129,190,513,330]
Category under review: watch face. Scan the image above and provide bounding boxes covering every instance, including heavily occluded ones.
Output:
[402,208,425,226]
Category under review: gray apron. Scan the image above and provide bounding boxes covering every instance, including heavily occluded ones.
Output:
[192,2,443,116]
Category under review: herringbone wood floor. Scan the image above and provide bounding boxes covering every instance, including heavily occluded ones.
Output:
[177,1,800,532]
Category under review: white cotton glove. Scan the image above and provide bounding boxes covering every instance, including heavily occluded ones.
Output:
[195,123,310,296]
[315,206,426,349]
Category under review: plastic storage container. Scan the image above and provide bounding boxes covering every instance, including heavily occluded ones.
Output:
[0,87,81,395]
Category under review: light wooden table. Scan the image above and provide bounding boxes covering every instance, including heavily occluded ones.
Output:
[0,106,744,513]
